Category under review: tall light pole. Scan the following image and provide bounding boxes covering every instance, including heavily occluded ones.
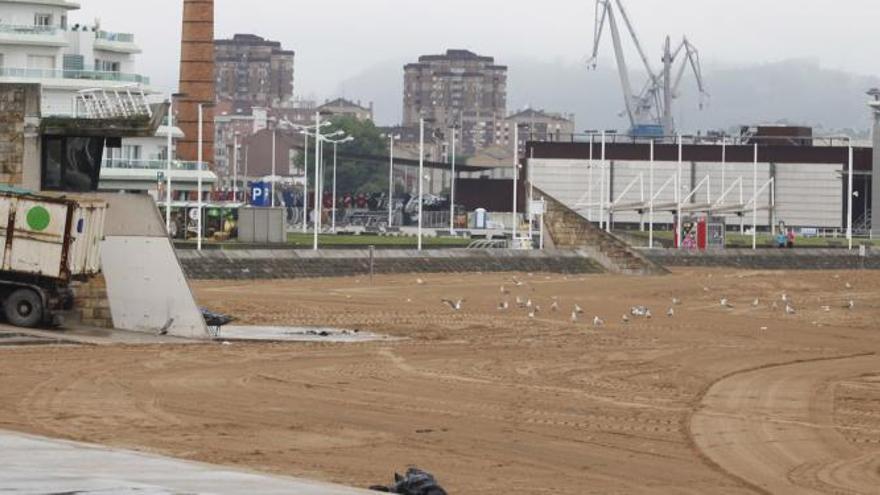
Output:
[327,135,354,233]
[753,143,758,250]
[303,131,309,232]
[418,118,425,251]
[512,124,519,242]
[165,96,174,233]
[197,102,214,251]
[232,132,239,203]
[313,112,321,251]
[271,127,277,207]
[388,135,395,227]
[449,127,456,235]
[847,140,854,250]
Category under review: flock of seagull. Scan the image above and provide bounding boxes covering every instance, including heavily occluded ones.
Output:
[435,275,858,329]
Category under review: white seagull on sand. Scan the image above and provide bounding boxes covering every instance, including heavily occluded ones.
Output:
[721,298,734,309]
[593,316,605,328]
[442,299,465,311]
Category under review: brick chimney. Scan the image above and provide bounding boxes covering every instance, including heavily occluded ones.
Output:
[178,0,215,164]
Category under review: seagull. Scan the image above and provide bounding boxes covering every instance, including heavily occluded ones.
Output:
[550,301,560,312]
[622,314,630,324]
[785,304,797,315]
[845,282,852,289]
[442,299,465,311]
[672,297,682,306]
[782,293,789,303]
[406,298,413,303]
[846,300,855,310]
[571,311,579,323]
[752,298,760,307]
[416,278,425,285]
[666,308,675,317]
[516,296,525,307]
[645,309,653,319]
[512,277,524,287]
[528,309,536,319]
[498,301,509,311]
[500,285,510,295]
[721,298,734,309]
[574,304,585,315]
[526,299,533,308]
[593,316,605,328]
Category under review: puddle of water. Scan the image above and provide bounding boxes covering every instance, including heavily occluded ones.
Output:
[216,326,398,343]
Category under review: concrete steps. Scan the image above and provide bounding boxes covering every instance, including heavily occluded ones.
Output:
[538,188,669,276]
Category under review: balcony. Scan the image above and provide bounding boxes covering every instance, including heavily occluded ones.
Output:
[0,67,150,85]
[102,159,208,172]
[0,23,65,46]
[95,30,141,54]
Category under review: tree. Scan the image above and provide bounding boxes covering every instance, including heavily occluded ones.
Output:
[295,116,389,196]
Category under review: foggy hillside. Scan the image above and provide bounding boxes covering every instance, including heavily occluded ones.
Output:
[337,58,878,135]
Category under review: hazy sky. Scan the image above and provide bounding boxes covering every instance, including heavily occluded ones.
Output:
[78,0,879,107]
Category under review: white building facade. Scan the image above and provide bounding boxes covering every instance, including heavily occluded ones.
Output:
[0,0,215,197]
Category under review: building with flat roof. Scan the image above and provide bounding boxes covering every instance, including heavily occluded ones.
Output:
[215,33,294,109]
[318,97,373,122]
[403,49,507,156]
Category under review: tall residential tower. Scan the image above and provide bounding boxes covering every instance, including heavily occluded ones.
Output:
[403,49,507,155]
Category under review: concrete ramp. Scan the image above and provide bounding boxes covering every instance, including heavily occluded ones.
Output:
[97,193,207,339]
[537,187,668,276]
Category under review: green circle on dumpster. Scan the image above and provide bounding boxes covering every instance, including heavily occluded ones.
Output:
[26,206,51,231]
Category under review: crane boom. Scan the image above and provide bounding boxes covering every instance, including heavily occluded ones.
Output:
[587,0,709,137]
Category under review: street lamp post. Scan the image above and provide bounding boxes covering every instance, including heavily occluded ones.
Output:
[327,135,354,233]
[847,140,854,250]
[196,102,214,251]
[388,135,395,227]
[449,128,456,235]
[418,118,425,251]
[303,132,309,232]
[232,133,239,203]
[512,124,519,243]
[271,128,277,208]
[165,96,174,233]
[313,112,321,251]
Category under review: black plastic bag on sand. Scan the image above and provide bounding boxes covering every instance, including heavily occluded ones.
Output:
[369,468,448,494]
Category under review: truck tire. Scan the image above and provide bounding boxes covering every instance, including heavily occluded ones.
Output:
[4,289,44,328]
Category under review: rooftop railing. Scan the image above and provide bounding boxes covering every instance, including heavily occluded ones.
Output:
[0,23,59,36]
[102,159,209,172]
[96,30,135,43]
[0,67,150,85]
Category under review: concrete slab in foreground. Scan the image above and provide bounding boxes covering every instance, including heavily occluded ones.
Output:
[0,430,373,494]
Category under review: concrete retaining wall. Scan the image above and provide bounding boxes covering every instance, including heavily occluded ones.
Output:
[178,249,605,280]
[641,248,880,270]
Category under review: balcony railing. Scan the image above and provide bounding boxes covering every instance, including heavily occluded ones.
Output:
[102,159,208,172]
[96,30,135,43]
[0,67,150,84]
[0,24,59,36]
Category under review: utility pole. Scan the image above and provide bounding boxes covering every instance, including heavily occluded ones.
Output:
[870,89,880,238]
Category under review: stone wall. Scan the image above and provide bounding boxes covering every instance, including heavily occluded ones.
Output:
[178,249,605,280]
[642,248,880,270]
[0,84,40,187]
[70,274,114,328]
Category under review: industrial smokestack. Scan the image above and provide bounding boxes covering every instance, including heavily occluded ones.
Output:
[178,0,215,164]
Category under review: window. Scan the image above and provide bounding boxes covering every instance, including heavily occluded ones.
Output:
[34,13,52,27]
[122,145,141,161]
[95,59,120,72]
[41,136,105,192]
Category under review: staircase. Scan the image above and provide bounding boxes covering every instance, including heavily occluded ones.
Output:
[537,187,669,276]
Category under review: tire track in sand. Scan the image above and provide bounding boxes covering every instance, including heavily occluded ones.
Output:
[689,353,880,495]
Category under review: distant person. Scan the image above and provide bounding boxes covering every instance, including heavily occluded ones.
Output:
[786,229,796,249]
[776,232,787,249]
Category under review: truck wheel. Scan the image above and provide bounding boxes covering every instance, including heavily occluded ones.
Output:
[4,289,43,328]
